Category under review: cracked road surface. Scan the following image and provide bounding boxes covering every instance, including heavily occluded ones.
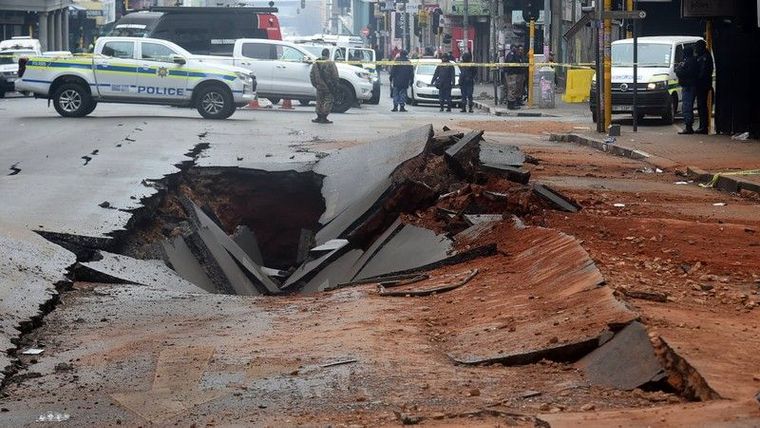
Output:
[1,95,760,426]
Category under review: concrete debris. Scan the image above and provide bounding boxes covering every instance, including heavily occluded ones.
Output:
[301,249,364,293]
[353,224,454,280]
[463,214,504,226]
[79,250,207,293]
[314,125,434,245]
[533,183,581,213]
[320,358,358,368]
[480,164,532,184]
[20,348,44,356]
[378,269,478,297]
[231,225,263,265]
[444,130,484,178]
[161,236,216,293]
[281,239,350,290]
[479,142,526,167]
[174,199,281,295]
[576,321,666,391]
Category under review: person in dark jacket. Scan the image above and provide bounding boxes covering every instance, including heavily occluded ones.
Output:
[459,52,476,112]
[389,50,414,112]
[693,39,714,134]
[431,53,456,112]
[504,45,521,109]
[309,48,339,124]
[675,45,698,134]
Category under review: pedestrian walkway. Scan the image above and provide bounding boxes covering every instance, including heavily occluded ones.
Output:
[472,82,590,118]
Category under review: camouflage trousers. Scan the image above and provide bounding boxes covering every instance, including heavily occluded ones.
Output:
[316,89,334,116]
[506,74,519,103]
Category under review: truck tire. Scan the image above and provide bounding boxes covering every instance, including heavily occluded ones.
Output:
[196,84,235,120]
[661,94,676,125]
[266,97,281,105]
[298,99,310,106]
[82,101,98,116]
[52,83,93,118]
[331,81,355,113]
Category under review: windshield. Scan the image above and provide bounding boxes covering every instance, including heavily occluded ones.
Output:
[416,64,460,76]
[612,43,672,67]
[302,46,323,57]
[348,49,373,62]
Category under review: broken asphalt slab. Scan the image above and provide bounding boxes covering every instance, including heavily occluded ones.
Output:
[441,226,636,366]
[78,250,207,294]
[575,321,666,390]
[0,226,75,385]
[314,125,434,245]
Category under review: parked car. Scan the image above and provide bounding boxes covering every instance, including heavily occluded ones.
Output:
[15,37,255,119]
[406,59,462,107]
[0,37,72,98]
[590,35,706,124]
[197,39,374,113]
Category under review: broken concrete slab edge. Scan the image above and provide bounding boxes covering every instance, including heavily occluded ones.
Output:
[378,269,478,297]
[652,336,722,401]
[449,335,600,367]
[357,244,497,283]
[686,165,760,197]
[549,133,650,161]
[0,265,74,390]
[532,183,581,213]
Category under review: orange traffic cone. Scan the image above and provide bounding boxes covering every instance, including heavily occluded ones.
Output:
[247,95,261,109]
[280,98,294,110]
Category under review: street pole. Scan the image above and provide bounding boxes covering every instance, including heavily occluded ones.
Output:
[626,0,633,38]
[528,19,535,107]
[463,0,469,57]
[632,4,638,132]
[705,19,713,134]
[594,1,603,133]
[491,0,498,105]
[603,0,612,131]
[402,6,407,51]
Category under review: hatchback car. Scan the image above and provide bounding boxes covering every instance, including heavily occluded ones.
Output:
[406,59,462,107]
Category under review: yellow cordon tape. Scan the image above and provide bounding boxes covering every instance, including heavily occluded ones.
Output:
[699,169,760,188]
[324,60,595,69]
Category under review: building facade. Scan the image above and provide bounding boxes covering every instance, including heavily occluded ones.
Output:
[0,0,73,51]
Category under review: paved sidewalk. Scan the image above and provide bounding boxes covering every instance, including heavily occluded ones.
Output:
[473,82,590,118]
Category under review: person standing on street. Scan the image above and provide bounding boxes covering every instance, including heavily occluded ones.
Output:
[694,40,714,134]
[390,50,414,112]
[309,48,340,124]
[431,53,456,112]
[504,45,520,110]
[516,45,528,106]
[459,52,476,113]
[675,45,698,134]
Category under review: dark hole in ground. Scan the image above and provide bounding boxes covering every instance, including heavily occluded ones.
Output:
[117,167,326,271]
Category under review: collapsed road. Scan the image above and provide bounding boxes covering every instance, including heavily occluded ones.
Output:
[1,107,760,426]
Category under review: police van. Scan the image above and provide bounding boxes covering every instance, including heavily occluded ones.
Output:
[15,37,256,119]
[591,36,705,124]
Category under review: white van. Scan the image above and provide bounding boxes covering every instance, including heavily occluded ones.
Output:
[591,36,704,124]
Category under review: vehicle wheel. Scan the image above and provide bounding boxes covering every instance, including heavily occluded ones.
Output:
[82,100,98,116]
[367,90,380,105]
[266,97,281,105]
[52,83,92,118]
[661,94,676,124]
[196,85,235,119]
[331,81,355,113]
[298,99,310,106]
[23,91,33,97]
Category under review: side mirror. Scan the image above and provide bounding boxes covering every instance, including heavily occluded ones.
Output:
[172,55,186,65]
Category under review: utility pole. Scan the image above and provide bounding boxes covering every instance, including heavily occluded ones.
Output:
[491,0,498,104]
[463,0,469,56]
[527,18,535,106]
[603,0,612,131]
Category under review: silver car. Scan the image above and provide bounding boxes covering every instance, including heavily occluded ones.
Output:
[406,59,462,107]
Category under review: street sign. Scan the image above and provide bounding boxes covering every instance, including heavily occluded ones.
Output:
[602,10,646,20]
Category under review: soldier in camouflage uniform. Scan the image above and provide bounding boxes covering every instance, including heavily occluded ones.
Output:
[310,48,340,124]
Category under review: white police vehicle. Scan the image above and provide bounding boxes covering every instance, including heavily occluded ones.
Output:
[15,37,256,119]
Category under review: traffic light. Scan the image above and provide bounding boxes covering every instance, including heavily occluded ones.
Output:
[522,0,540,21]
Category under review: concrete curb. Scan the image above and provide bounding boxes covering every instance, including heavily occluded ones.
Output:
[549,133,651,161]
[686,166,760,195]
[473,100,558,118]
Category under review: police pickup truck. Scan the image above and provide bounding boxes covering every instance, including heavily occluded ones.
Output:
[15,37,256,119]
